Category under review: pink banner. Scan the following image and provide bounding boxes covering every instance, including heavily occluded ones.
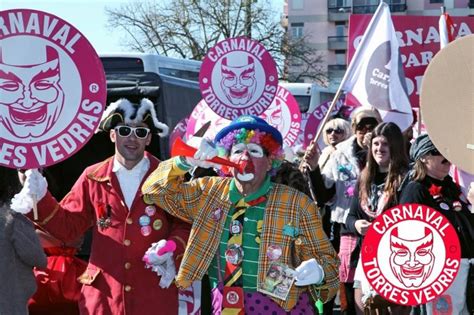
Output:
[303,98,352,148]
[186,86,301,147]
[0,9,107,169]
[348,15,474,108]
[199,37,278,120]
[169,118,189,149]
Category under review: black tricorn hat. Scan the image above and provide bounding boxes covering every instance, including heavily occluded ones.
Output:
[98,98,169,137]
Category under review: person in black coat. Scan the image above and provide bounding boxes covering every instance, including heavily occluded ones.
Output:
[399,134,474,315]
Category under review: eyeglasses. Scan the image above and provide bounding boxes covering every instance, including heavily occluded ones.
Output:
[429,149,441,156]
[325,128,344,135]
[355,123,376,133]
[114,126,150,139]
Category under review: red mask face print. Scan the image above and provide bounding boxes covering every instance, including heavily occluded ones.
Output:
[389,227,435,288]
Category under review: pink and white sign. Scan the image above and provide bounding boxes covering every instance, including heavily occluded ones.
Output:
[187,86,301,147]
[199,37,278,120]
[0,9,106,169]
[348,15,474,108]
[303,98,350,147]
[169,117,189,149]
[260,85,301,147]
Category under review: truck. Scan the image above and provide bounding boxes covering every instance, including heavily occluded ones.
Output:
[279,82,337,114]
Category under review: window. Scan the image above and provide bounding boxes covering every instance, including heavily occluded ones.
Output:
[291,22,304,39]
[429,0,443,3]
[291,0,304,9]
[294,95,311,113]
[100,57,145,73]
[335,50,346,65]
[336,24,345,37]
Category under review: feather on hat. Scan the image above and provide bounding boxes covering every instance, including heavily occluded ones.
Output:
[98,98,169,137]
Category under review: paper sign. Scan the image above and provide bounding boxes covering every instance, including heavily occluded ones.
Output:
[303,98,350,147]
[199,36,278,120]
[0,9,106,169]
[169,117,189,149]
[186,86,301,146]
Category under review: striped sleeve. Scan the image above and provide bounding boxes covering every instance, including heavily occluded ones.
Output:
[299,198,340,303]
[142,157,207,223]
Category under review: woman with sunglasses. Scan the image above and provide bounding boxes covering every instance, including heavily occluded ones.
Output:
[345,122,411,315]
[300,117,351,314]
[399,134,474,315]
[319,118,352,170]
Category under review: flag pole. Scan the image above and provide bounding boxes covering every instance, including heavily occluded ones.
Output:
[308,1,386,146]
[300,1,386,203]
[308,87,345,148]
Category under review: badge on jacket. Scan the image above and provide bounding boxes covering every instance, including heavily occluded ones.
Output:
[96,203,112,230]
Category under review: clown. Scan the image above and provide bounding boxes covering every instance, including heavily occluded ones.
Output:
[143,115,339,314]
[0,44,64,139]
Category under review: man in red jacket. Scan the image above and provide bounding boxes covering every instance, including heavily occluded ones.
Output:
[11,98,191,315]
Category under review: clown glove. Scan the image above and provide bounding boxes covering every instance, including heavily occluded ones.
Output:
[294,258,325,286]
[185,137,220,169]
[10,169,48,214]
[143,239,176,265]
[143,240,176,288]
[158,258,176,288]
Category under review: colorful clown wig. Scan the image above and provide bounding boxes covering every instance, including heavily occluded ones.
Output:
[216,128,284,176]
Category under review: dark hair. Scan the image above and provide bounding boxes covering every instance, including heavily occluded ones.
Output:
[358,122,409,209]
[0,167,22,206]
[271,161,311,197]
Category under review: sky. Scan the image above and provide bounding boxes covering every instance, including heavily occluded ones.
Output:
[1,0,130,54]
[1,0,285,55]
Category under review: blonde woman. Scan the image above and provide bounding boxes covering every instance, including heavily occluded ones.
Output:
[318,118,352,170]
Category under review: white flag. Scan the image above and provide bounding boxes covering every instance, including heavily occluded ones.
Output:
[439,12,454,49]
[342,2,413,131]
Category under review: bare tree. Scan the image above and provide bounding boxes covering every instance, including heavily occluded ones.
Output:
[105,0,326,83]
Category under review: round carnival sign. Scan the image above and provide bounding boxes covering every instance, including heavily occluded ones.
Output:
[361,203,461,306]
[303,98,348,147]
[168,117,189,149]
[199,36,278,120]
[0,9,106,169]
[186,85,301,147]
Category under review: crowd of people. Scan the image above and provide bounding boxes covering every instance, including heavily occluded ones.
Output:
[1,98,473,315]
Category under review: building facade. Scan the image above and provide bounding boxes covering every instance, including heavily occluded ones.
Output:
[283,0,474,87]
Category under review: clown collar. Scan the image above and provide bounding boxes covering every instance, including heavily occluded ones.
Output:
[229,175,272,205]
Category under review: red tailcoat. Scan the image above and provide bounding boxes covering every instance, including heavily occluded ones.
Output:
[33,153,190,315]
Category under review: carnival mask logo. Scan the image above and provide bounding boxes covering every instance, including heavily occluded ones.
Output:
[389,227,435,288]
[0,45,64,139]
[220,56,257,106]
[261,99,283,129]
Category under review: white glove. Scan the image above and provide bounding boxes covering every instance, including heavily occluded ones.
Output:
[294,258,325,286]
[10,169,48,214]
[185,137,220,169]
[143,240,176,288]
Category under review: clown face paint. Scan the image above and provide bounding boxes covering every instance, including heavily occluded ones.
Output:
[220,56,256,106]
[230,143,268,183]
[0,46,64,138]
